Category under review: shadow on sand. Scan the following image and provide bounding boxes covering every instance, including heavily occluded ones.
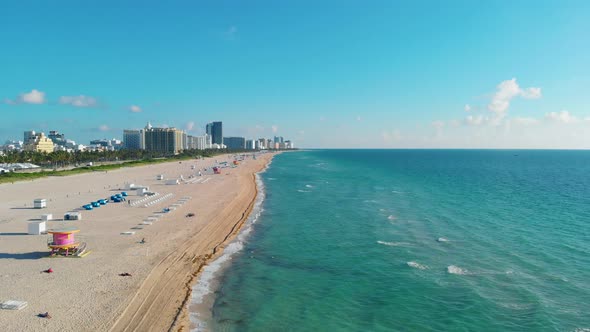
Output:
[0,251,47,260]
[0,232,29,236]
[10,207,38,210]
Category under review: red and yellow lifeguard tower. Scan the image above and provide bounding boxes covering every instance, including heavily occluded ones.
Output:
[47,228,88,257]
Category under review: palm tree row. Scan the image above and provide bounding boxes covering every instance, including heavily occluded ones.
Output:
[0,148,233,168]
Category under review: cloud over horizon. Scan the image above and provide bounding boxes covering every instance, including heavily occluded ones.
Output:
[59,95,98,108]
[5,89,46,105]
[488,78,542,119]
[129,105,142,113]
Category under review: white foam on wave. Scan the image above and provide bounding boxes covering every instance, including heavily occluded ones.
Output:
[407,261,428,270]
[391,190,405,194]
[377,240,411,247]
[297,189,311,193]
[387,215,396,221]
[305,184,314,188]
[447,265,469,275]
[189,169,267,331]
[437,237,449,242]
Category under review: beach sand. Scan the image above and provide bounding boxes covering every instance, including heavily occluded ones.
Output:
[0,152,274,331]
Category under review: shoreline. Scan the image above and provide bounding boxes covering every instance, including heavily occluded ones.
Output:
[0,152,276,332]
[172,171,261,332]
[185,160,271,331]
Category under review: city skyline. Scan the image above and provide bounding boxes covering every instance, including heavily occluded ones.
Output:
[1,2,590,148]
[2,120,293,154]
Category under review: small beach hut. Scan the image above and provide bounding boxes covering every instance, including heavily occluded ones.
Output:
[28,221,46,235]
[41,214,53,221]
[156,174,164,180]
[166,179,179,185]
[34,198,47,209]
[213,167,221,174]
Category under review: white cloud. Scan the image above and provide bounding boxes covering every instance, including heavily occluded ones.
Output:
[271,125,278,133]
[59,95,98,108]
[545,110,577,124]
[465,115,487,126]
[5,89,46,104]
[521,87,542,99]
[129,105,142,113]
[98,124,110,132]
[464,104,471,112]
[185,121,195,131]
[488,78,541,117]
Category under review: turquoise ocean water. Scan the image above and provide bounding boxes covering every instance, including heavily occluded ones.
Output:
[195,150,590,331]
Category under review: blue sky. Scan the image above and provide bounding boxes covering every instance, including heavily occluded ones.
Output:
[1,1,590,148]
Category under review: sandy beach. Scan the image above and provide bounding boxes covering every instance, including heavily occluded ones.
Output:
[0,152,274,331]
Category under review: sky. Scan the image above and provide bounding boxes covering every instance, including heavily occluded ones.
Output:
[1,0,590,148]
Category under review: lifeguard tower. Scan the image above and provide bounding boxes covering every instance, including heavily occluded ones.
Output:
[47,228,88,257]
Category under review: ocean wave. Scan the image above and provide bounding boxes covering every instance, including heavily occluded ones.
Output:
[297,189,311,193]
[189,169,267,331]
[305,184,314,188]
[387,215,396,221]
[377,240,411,247]
[391,190,405,194]
[447,265,469,275]
[407,261,428,270]
[437,237,449,242]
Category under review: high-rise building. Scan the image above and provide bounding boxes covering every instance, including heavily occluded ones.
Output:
[206,121,223,145]
[123,130,144,150]
[191,134,211,150]
[48,131,66,145]
[144,124,185,154]
[24,130,36,143]
[24,132,54,153]
[246,139,255,150]
[223,137,246,150]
